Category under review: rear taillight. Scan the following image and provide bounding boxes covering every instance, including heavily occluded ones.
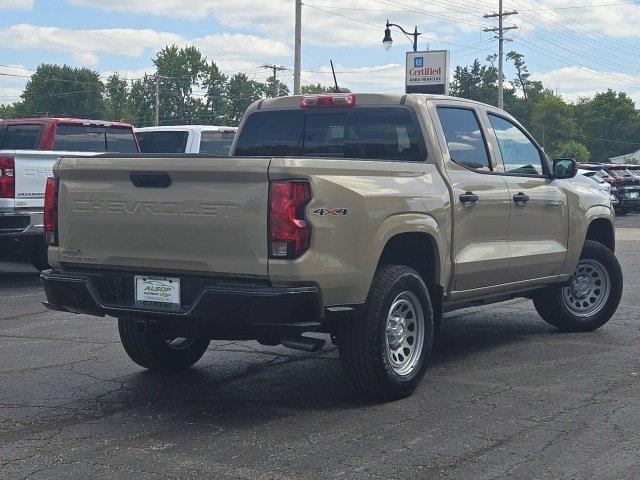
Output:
[300,93,356,108]
[269,180,312,258]
[0,156,15,199]
[44,177,59,246]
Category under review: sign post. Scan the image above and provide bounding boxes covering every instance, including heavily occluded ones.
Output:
[405,50,450,95]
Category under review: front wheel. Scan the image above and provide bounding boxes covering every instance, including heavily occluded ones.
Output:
[339,265,434,400]
[533,240,623,332]
[118,318,210,371]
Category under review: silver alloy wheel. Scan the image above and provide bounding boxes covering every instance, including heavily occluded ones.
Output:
[561,258,611,317]
[385,291,425,376]
[165,337,196,350]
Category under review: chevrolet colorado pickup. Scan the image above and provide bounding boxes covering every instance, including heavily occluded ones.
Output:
[0,118,138,270]
[41,93,623,400]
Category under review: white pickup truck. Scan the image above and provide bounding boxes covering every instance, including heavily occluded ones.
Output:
[135,125,237,155]
[0,118,138,269]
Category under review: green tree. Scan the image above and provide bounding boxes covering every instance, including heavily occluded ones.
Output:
[128,75,155,127]
[574,90,640,162]
[19,64,104,118]
[0,103,19,119]
[265,74,290,98]
[530,94,576,151]
[301,83,333,94]
[153,45,207,125]
[551,140,590,163]
[200,61,229,124]
[451,58,510,106]
[226,73,266,125]
[104,73,130,122]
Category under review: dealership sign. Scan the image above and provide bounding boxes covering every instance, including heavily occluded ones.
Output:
[405,50,450,95]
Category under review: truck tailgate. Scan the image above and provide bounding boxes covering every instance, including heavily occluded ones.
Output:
[10,150,97,209]
[55,156,270,276]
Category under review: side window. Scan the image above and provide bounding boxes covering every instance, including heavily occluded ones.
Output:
[437,107,491,171]
[488,115,545,176]
[200,131,236,155]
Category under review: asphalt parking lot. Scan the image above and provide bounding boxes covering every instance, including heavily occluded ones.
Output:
[1,215,639,480]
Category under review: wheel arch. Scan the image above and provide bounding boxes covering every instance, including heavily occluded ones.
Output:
[585,217,615,253]
[374,221,447,331]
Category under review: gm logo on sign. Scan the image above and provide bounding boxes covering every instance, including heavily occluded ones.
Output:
[413,57,424,68]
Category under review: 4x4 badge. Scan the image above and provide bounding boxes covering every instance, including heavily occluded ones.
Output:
[312,208,350,216]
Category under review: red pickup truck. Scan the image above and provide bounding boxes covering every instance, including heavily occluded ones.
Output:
[0,118,139,269]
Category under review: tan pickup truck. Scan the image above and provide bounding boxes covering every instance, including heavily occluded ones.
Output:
[41,93,623,400]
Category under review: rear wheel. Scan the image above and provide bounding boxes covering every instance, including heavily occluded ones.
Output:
[339,265,434,400]
[118,318,210,370]
[533,240,622,332]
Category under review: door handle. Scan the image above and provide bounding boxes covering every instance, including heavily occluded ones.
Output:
[130,172,172,188]
[459,192,479,205]
[513,192,530,205]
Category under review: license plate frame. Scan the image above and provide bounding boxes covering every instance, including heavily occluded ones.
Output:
[135,275,181,310]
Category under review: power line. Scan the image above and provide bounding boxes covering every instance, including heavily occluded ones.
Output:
[261,64,287,97]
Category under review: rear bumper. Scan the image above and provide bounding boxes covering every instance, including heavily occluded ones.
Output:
[41,269,322,336]
[0,210,43,238]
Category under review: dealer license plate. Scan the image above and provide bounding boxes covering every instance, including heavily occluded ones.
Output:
[135,276,181,309]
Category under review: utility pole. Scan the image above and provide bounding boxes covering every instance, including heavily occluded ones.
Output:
[484,1,517,110]
[154,73,160,126]
[294,0,302,95]
[261,64,287,97]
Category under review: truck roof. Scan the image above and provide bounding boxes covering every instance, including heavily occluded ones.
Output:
[0,117,134,128]
[135,125,238,133]
[255,93,489,109]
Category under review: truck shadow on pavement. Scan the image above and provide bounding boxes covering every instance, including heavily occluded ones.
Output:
[102,311,560,420]
[0,270,41,290]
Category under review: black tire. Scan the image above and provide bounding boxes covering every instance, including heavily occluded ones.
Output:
[118,318,210,371]
[339,265,434,400]
[28,242,50,271]
[533,240,623,332]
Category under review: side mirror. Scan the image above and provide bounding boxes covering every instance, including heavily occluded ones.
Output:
[553,158,577,179]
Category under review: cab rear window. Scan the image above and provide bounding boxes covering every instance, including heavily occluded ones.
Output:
[136,131,189,154]
[54,125,138,153]
[234,107,426,161]
[0,124,42,149]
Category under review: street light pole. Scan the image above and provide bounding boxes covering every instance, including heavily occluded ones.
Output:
[294,0,302,95]
[383,20,421,52]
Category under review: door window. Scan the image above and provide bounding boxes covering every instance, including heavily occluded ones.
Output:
[437,107,491,171]
[488,115,545,176]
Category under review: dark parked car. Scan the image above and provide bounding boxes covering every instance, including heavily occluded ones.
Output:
[580,164,639,215]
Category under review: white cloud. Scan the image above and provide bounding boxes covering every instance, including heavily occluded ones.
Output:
[0,65,29,105]
[301,63,405,93]
[0,0,33,10]
[0,24,291,67]
[67,0,476,48]
[519,0,640,39]
[532,65,640,105]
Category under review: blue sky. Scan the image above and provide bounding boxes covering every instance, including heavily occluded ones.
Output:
[1,0,640,105]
